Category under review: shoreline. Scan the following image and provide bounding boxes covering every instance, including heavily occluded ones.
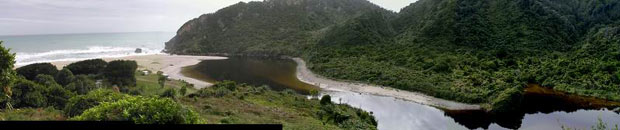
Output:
[24,54,228,89]
[292,58,481,110]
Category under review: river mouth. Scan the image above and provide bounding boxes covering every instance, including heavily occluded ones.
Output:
[182,56,620,130]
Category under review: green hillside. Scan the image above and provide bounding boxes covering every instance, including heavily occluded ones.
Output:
[165,0,620,111]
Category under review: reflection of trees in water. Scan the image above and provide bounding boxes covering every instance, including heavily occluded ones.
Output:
[444,92,620,129]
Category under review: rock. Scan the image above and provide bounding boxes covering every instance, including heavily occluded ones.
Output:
[135,48,143,53]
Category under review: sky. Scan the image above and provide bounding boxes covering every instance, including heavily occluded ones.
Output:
[0,0,416,36]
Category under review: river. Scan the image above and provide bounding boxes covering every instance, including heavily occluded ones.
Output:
[183,56,620,130]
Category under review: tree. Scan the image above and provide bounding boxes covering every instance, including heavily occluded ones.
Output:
[0,41,16,109]
[73,96,204,124]
[15,63,58,80]
[55,68,76,86]
[65,59,107,76]
[104,60,137,87]
[66,75,96,95]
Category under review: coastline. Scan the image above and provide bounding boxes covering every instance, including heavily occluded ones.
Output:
[19,54,228,89]
[293,58,481,110]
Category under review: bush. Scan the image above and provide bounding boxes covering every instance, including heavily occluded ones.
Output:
[160,88,177,99]
[104,60,137,87]
[45,84,75,109]
[55,69,75,86]
[66,75,96,95]
[34,74,58,87]
[320,95,332,105]
[63,89,128,117]
[16,63,58,80]
[180,85,188,96]
[73,96,204,124]
[490,87,524,113]
[65,59,107,76]
[6,79,47,108]
[213,80,238,91]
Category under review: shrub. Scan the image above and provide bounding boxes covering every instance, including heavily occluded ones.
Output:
[65,59,107,76]
[0,41,16,109]
[490,87,524,113]
[320,95,332,105]
[63,89,128,117]
[213,80,238,91]
[66,75,96,95]
[6,78,47,108]
[16,63,58,80]
[73,96,204,124]
[180,85,188,96]
[55,69,75,86]
[34,74,58,87]
[160,88,177,99]
[45,84,75,109]
[104,60,137,87]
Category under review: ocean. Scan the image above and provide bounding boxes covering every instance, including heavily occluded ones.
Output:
[0,32,175,66]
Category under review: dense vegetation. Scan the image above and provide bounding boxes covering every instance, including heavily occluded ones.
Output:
[0,41,377,129]
[16,63,57,80]
[65,59,107,76]
[183,81,377,129]
[103,60,138,88]
[165,0,620,111]
[307,0,620,111]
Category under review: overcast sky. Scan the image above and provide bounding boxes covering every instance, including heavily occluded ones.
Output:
[0,0,416,36]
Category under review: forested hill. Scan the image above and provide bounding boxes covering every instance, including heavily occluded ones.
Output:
[167,0,620,111]
[164,0,386,56]
[392,0,620,52]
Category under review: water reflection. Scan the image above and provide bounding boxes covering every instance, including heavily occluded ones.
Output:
[444,84,620,129]
[185,57,318,94]
[321,90,470,130]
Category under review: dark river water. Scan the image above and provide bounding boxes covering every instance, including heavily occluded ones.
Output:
[184,57,620,130]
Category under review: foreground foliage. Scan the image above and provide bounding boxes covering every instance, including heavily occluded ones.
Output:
[184,81,377,130]
[74,96,204,124]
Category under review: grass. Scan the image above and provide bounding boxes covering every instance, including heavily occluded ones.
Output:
[179,82,376,130]
[179,92,340,129]
[0,107,64,121]
[135,70,198,96]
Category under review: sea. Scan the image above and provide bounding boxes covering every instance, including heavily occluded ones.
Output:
[0,32,175,66]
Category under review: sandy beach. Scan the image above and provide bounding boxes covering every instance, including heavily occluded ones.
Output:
[293,58,481,110]
[18,54,228,89]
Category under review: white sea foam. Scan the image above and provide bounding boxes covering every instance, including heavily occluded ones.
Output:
[15,46,162,66]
